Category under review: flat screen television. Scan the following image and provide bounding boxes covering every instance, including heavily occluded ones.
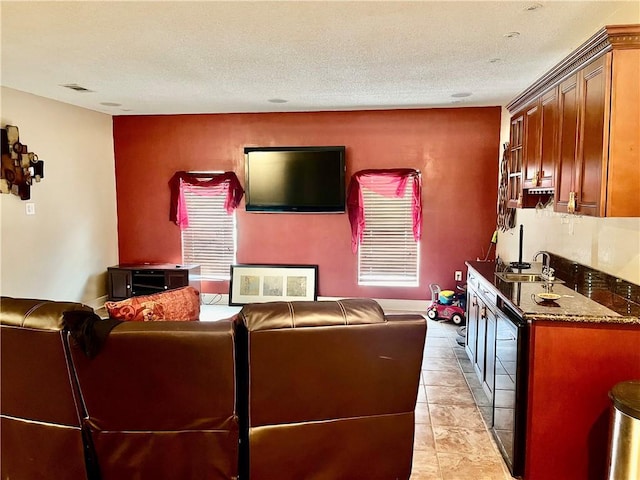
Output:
[244,146,346,213]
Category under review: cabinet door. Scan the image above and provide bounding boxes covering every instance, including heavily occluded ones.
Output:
[523,103,542,189]
[465,288,480,365]
[475,299,487,383]
[165,270,189,290]
[539,88,558,188]
[508,114,524,207]
[555,73,579,213]
[108,269,132,300]
[483,308,497,401]
[576,56,608,216]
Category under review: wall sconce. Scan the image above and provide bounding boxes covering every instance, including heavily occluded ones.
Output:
[1,125,44,200]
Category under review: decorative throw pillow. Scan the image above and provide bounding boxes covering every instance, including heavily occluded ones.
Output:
[105,286,200,322]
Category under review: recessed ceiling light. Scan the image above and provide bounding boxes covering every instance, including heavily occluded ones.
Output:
[451,92,472,98]
[524,3,543,11]
[268,98,288,104]
[504,32,521,39]
[60,83,94,93]
[100,102,122,107]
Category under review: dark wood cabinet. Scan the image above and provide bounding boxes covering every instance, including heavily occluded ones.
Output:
[107,264,201,301]
[520,88,557,192]
[523,103,541,189]
[507,114,524,208]
[108,268,133,300]
[538,88,558,189]
[556,72,580,213]
[508,25,639,217]
[555,56,608,216]
[576,57,607,216]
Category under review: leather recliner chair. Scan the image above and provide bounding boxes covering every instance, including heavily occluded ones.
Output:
[68,319,239,480]
[0,297,95,480]
[2,296,426,480]
[235,298,427,480]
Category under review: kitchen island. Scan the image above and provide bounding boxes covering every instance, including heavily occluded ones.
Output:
[465,260,640,480]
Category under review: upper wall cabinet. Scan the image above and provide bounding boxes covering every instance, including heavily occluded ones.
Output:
[507,25,640,217]
[520,88,558,191]
[507,114,524,208]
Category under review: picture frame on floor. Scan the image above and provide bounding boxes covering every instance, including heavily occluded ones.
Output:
[229,264,319,306]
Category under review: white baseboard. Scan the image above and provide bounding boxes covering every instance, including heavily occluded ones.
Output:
[321,297,426,314]
[370,298,428,314]
[202,293,230,305]
[169,292,427,315]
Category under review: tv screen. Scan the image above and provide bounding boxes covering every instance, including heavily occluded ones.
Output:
[244,146,346,213]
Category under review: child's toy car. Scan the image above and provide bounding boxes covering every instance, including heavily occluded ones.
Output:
[426,284,466,325]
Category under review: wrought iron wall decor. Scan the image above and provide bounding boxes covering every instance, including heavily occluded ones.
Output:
[1,125,44,200]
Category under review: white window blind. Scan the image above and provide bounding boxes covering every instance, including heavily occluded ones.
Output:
[358,182,419,286]
[181,185,236,280]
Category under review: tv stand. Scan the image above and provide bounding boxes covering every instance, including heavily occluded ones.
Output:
[107,264,201,301]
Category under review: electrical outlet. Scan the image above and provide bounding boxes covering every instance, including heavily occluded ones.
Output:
[455,270,462,281]
[25,202,36,215]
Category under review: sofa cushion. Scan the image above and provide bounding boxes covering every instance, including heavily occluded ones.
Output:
[0,296,93,330]
[105,286,200,321]
[239,298,385,332]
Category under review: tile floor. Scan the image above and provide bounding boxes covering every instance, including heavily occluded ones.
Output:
[410,319,513,480]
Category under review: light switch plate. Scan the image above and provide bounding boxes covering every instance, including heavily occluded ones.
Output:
[455,270,462,281]
[25,202,35,215]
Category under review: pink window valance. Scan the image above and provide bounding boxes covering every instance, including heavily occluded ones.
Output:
[169,171,244,229]
[347,168,422,253]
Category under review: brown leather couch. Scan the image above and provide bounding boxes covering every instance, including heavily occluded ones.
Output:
[1,297,95,480]
[1,296,426,480]
[235,299,427,480]
[68,319,239,480]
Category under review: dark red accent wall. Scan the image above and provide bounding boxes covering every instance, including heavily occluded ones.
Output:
[113,108,500,300]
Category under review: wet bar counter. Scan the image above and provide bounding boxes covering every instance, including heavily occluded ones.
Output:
[465,260,639,325]
[464,259,640,480]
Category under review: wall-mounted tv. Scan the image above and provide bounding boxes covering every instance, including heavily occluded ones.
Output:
[244,146,346,213]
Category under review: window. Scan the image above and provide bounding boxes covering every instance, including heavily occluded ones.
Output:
[181,184,237,280]
[358,181,420,286]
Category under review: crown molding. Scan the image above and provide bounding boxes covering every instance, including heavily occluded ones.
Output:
[507,24,640,113]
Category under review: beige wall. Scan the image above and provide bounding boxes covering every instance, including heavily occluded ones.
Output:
[0,87,118,305]
[495,108,640,285]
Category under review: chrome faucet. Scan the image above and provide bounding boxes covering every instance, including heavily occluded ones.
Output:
[533,251,555,285]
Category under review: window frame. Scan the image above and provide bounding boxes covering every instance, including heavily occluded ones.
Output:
[356,180,420,287]
[180,176,238,281]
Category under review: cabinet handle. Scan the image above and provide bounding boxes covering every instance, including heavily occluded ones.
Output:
[472,295,477,307]
[481,306,487,318]
[568,191,576,214]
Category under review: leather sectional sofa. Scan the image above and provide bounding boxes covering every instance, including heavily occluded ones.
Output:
[1,296,427,480]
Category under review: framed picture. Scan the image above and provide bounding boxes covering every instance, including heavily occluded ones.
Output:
[229,264,318,306]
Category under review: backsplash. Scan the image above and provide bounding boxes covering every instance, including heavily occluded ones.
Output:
[549,253,640,317]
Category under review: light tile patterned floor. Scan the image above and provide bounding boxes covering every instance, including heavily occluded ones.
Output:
[410,319,514,480]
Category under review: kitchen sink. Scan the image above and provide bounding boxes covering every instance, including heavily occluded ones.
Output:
[495,272,565,283]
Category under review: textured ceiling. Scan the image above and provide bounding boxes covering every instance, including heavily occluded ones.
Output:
[1,1,638,115]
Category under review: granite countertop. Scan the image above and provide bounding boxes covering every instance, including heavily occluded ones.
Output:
[466,261,640,326]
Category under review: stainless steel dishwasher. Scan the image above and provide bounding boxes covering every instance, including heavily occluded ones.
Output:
[493,299,529,478]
